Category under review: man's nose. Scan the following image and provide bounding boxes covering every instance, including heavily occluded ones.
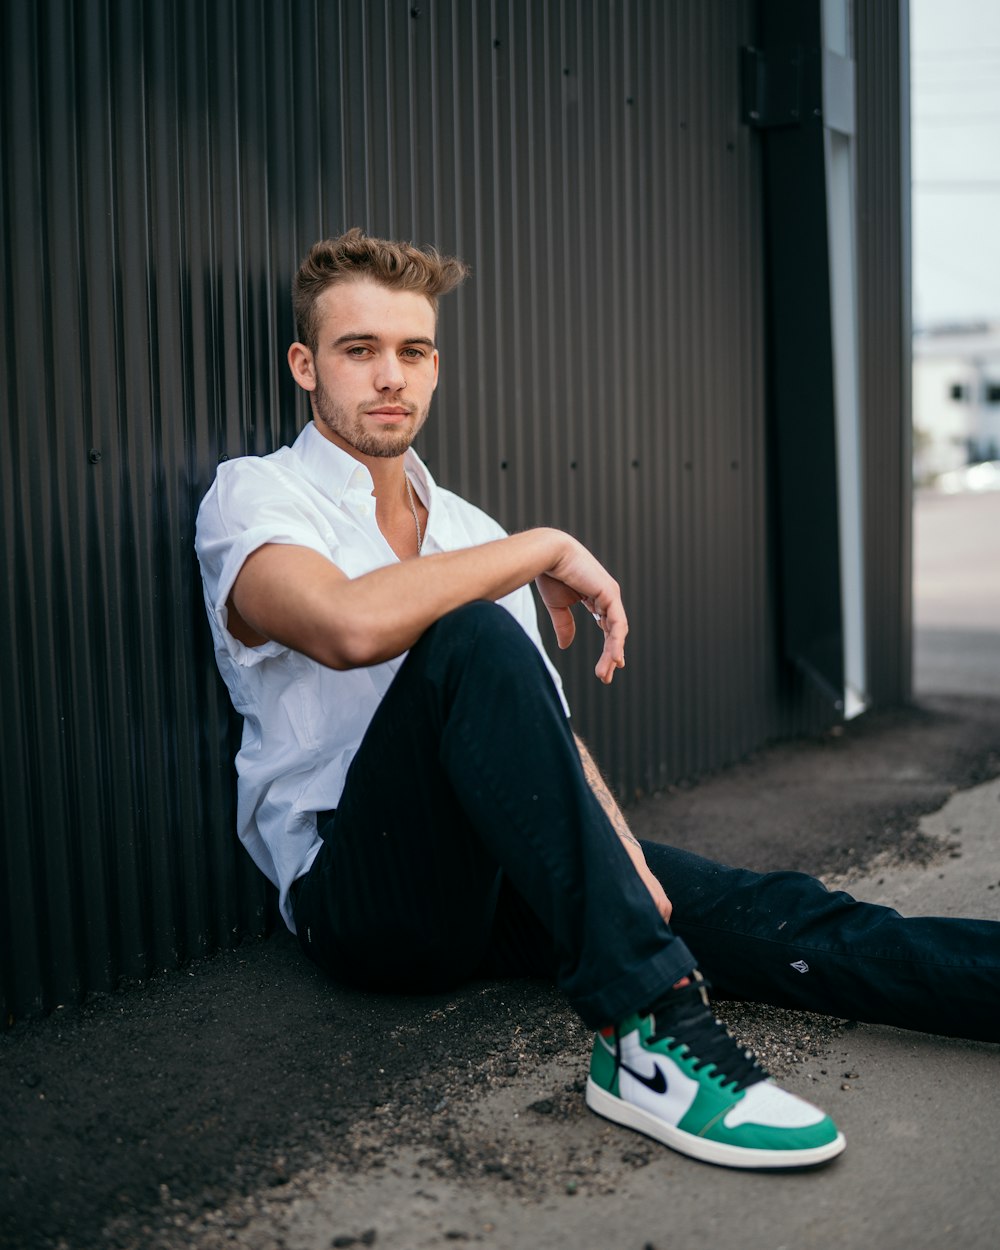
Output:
[374,354,406,392]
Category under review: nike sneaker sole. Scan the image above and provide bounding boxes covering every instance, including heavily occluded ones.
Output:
[586,1076,847,1170]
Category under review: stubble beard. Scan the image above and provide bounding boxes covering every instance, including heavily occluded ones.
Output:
[313,375,429,459]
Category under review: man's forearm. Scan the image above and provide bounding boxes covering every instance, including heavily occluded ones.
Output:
[231,523,627,682]
[314,529,570,666]
[575,733,673,924]
[574,734,640,849]
[233,527,566,668]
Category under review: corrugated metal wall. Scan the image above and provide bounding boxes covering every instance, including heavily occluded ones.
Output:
[415,0,784,790]
[1,0,905,1023]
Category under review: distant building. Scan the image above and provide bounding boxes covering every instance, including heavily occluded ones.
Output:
[913,324,1000,481]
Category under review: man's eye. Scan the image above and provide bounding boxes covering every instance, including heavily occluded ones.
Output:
[347,346,371,357]
[402,348,424,359]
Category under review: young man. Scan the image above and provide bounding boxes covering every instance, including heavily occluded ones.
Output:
[196,229,998,1172]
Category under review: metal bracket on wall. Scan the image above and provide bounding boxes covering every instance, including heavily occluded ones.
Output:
[740,45,803,129]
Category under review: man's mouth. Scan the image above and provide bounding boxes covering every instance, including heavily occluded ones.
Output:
[363,405,414,424]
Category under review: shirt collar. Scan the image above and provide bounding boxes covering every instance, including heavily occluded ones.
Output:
[289,421,441,529]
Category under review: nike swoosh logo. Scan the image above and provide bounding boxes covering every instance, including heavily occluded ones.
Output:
[620,1061,668,1095]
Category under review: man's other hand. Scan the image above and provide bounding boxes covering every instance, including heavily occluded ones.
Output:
[535,537,628,684]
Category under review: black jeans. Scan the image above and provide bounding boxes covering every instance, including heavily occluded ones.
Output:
[295,603,1000,1041]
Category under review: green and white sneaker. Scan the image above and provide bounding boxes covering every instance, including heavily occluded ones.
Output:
[586,974,846,1170]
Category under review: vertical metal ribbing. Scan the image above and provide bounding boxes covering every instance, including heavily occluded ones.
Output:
[2,0,903,1023]
[855,0,911,705]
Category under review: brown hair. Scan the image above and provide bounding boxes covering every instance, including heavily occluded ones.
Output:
[292,228,470,351]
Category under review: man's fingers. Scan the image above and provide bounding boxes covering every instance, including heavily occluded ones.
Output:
[593,605,628,683]
[594,623,626,683]
[595,656,622,684]
[537,550,628,677]
[595,649,625,684]
[546,603,577,651]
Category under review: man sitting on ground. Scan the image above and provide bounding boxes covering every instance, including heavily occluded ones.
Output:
[196,229,999,1171]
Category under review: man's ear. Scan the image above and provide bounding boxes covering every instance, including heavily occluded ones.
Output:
[287,342,317,392]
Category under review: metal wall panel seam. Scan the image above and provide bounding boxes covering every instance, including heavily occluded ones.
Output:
[623,0,643,791]
[0,0,47,1015]
[493,0,518,534]
[34,0,87,1009]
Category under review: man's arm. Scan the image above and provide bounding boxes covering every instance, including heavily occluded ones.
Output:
[228,526,628,683]
[575,734,673,924]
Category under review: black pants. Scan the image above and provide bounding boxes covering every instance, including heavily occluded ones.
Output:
[294,603,1000,1041]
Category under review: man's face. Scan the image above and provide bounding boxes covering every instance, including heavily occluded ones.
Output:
[297,279,440,461]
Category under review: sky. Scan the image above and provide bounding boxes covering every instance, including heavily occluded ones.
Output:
[910,0,1000,327]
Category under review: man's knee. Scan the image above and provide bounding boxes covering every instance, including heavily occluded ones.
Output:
[402,600,559,717]
[425,599,523,641]
[417,600,537,668]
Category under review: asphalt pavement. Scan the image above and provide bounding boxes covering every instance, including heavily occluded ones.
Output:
[2,489,999,1250]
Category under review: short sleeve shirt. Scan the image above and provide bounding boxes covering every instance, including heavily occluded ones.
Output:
[194,421,568,932]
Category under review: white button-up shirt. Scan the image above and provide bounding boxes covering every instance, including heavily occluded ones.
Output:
[195,422,568,931]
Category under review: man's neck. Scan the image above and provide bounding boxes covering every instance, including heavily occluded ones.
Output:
[309,419,424,557]
[365,455,407,502]
[370,456,425,559]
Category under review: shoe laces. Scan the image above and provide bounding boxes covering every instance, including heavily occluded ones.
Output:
[644,976,768,1093]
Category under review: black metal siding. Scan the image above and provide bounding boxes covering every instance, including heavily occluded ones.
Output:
[1,0,904,1023]
[856,0,912,704]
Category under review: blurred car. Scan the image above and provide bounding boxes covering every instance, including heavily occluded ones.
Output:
[933,461,1000,494]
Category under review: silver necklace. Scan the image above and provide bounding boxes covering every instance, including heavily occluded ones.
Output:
[404,472,423,554]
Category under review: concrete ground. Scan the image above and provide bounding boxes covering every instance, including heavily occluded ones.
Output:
[914,487,1000,697]
[3,491,999,1250]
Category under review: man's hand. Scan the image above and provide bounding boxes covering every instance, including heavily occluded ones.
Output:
[535,536,628,684]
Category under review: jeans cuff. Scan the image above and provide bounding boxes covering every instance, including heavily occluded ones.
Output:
[568,936,697,1029]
